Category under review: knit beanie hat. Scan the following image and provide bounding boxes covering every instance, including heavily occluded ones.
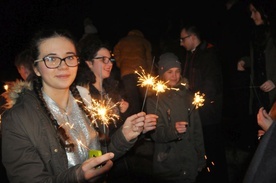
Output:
[158,52,181,75]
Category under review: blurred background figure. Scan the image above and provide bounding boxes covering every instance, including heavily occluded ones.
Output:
[14,48,34,81]
[113,29,153,114]
[80,17,98,40]
[243,105,276,183]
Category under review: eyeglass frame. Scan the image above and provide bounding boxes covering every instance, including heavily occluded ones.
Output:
[34,55,80,69]
[180,35,191,42]
[93,56,113,64]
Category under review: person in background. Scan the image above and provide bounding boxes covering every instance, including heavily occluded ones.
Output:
[80,17,98,41]
[113,29,153,114]
[180,25,228,182]
[1,29,156,183]
[237,0,276,144]
[146,52,205,183]
[76,37,158,182]
[0,49,34,183]
[14,48,34,81]
[243,106,276,182]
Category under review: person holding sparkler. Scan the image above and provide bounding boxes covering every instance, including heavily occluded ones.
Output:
[1,29,155,183]
[180,25,228,183]
[76,38,158,182]
[146,52,206,183]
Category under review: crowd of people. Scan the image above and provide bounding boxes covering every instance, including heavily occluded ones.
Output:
[1,0,276,182]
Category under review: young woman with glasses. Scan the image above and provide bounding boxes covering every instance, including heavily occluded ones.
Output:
[1,29,157,182]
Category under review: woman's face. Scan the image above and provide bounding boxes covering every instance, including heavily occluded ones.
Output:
[86,48,113,80]
[162,67,181,87]
[34,36,78,92]
[249,3,264,26]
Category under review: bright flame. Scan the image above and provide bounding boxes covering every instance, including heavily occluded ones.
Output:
[192,91,205,109]
[152,80,169,95]
[77,97,120,127]
[89,98,120,126]
[135,66,159,88]
[4,84,8,91]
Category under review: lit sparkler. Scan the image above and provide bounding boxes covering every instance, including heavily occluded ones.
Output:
[192,91,205,109]
[135,66,159,111]
[79,97,120,127]
[188,91,205,127]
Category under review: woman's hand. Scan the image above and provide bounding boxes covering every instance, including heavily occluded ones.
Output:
[122,112,146,141]
[257,107,273,132]
[76,152,114,182]
[143,114,158,134]
[237,60,245,71]
[260,80,275,92]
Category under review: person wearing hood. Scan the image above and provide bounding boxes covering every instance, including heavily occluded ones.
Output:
[145,52,205,183]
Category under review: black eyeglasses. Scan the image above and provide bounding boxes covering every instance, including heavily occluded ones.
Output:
[180,35,191,42]
[34,55,79,69]
[93,56,113,64]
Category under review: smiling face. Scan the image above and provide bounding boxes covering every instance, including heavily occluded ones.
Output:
[33,36,78,92]
[85,47,113,81]
[162,67,181,87]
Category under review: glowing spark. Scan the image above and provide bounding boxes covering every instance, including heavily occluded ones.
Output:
[192,91,205,109]
[135,67,158,88]
[180,82,187,86]
[207,167,210,172]
[76,97,120,127]
[89,98,120,126]
[4,84,8,91]
[152,80,169,95]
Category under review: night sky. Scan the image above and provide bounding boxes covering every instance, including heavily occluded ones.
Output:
[0,0,229,82]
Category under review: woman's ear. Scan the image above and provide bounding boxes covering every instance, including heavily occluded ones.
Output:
[33,66,41,76]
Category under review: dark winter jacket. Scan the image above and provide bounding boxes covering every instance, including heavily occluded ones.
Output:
[183,41,223,126]
[146,84,205,182]
[1,81,137,182]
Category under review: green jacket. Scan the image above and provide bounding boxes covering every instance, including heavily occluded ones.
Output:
[1,82,136,183]
[146,84,206,182]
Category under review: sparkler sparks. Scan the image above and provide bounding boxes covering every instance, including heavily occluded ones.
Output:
[192,91,205,109]
[87,98,120,127]
[76,97,119,126]
[135,67,159,88]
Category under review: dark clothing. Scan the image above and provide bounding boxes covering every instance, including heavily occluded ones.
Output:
[113,29,153,115]
[242,25,276,113]
[183,41,223,126]
[243,122,276,183]
[86,79,136,183]
[1,85,137,182]
[120,74,143,114]
[182,41,228,182]
[146,84,205,183]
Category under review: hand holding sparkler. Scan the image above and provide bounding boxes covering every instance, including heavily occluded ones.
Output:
[142,114,158,134]
[122,112,146,141]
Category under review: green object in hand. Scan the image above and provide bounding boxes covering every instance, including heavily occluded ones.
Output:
[89,149,102,158]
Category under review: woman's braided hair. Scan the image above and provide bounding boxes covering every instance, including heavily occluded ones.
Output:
[30,29,95,151]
